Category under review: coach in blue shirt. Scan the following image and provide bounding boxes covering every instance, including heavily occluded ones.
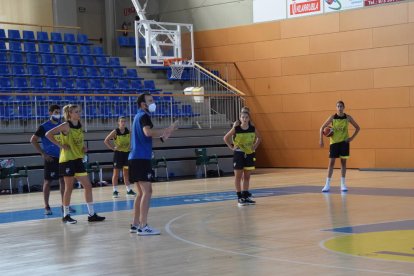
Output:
[128,93,177,236]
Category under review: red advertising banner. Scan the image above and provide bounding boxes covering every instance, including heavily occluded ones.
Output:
[288,0,323,18]
[364,0,405,6]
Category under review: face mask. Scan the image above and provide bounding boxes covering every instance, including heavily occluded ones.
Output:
[51,114,62,121]
[147,103,156,113]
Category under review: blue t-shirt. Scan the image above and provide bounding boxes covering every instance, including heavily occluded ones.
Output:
[34,120,61,158]
[129,109,153,160]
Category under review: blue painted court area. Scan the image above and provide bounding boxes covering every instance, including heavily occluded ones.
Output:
[326,220,414,233]
[1,185,413,224]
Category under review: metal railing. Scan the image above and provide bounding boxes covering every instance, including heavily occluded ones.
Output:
[0,92,243,133]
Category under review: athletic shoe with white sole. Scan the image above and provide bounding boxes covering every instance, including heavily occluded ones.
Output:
[137,225,160,236]
[62,214,77,224]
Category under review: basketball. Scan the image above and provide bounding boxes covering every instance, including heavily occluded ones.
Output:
[323,126,334,137]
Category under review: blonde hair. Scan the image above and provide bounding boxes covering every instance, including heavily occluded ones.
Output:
[241,106,250,113]
[63,104,79,121]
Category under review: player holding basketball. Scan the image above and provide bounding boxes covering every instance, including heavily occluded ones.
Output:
[104,116,136,198]
[129,93,177,235]
[224,111,261,206]
[319,101,360,192]
[46,104,105,224]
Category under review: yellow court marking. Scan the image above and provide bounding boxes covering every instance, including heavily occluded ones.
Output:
[324,230,414,263]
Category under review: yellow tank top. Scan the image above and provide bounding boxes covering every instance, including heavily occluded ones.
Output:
[234,125,256,154]
[114,128,130,152]
[59,121,84,163]
[330,113,349,144]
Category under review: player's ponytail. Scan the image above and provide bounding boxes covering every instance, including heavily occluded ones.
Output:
[63,104,78,121]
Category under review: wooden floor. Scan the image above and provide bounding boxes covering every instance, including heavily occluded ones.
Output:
[0,168,413,276]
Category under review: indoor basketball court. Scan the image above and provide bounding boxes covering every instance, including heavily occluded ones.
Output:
[0,0,413,275]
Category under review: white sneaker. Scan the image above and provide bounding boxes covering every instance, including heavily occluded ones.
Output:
[322,184,330,192]
[341,183,348,192]
[137,225,161,236]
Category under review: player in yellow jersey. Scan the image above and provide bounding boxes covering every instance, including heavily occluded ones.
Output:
[319,101,360,192]
[224,111,261,206]
[46,104,105,224]
[104,116,136,198]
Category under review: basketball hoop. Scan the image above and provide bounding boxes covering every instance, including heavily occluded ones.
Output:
[164,58,186,80]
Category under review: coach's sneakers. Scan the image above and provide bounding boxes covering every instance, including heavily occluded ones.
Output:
[244,197,256,205]
[130,224,139,233]
[88,213,106,222]
[238,198,247,207]
[62,214,77,224]
[341,183,348,192]
[44,206,52,215]
[112,190,119,198]
[322,184,330,193]
[126,189,137,196]
[137,225,161,236]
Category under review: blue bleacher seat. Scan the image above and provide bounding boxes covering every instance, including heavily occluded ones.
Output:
[128,37,136,47]
[63,33,76,44]
[7,30,21,41]
[117,79,132,92]
[58,66,70,77]
[144,80,161,92]
[76,79,89,91]
[45,78,61,91]
[0,104,15,119]
[103,79,117,91]
[112,68,127,79]
[31,77,46,91]
[182,104,199,117]
[85,67,99,78]
[0,77,13,91]
[0,41,6,52]
[61,78,76,91]
[77,34,91,45]
[126,68,141,79]
[23,42,37,53]
[52,44,65,55]
[36,105,49,118]
[130,79,146,92]
[85,105,99,118]
[9,41,22,52]
[66,45,79,55]
[10,53,24,64]
[13,77,30,91]
[95,56,109,67]
[12,65,28,76]
[22,31,36,42]
[69,55,82,66]
[55,55,67,65]
[26,53,39,64]
[0,29,6,41]
[28,65,42,76]
[92,46,105,56]
[41,54,55,65]
[44,66,58,77]
[38,43,51,53]
[80,45,92,56]
[99,68,112,78]
[73,67,85,78]
[36,31,49,43]
[118,36,128,47]
[17,105,33,119]
[109,57,124,68]
[0,64,10,76]
[82,56,95,67]
[0,52,9,64]
[89,79,104,91]
[51,32,63,43]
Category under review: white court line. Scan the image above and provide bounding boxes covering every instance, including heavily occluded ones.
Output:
[165,213,414,276]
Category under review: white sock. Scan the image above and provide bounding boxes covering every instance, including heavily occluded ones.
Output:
[126,185,131,192]
[86,202,95,216]
[113,186,118,192]
[341,177,346,186]
[326,177,331,186]
[63,206,70,217]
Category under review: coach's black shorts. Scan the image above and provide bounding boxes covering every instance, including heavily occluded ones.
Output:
[113,151,129,169]
[44,157,60,180]
[128,159,153,183]
[329,141,350,159]
[59,158,87,177]
[233,151,256,171]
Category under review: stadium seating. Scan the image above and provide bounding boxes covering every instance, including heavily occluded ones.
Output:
[22,31,36,42]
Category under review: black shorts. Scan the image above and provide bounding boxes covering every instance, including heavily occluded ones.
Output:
[233,151,256,171]
[329,141,350,159]
[44,157,60,180]
[128,159,153,183]
[113,151,129,169]
[59,158,87,177]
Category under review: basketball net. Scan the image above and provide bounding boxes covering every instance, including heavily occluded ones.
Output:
[164,58,185,80]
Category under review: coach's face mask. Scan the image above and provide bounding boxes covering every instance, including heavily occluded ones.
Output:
[51,114,62,122]
[147,103,156,113]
